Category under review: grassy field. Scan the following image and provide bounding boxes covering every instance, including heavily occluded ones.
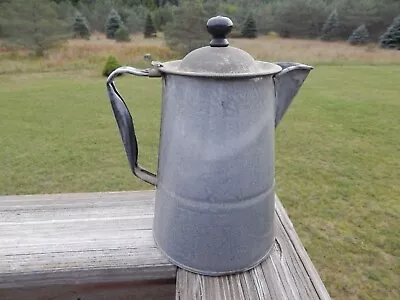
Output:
[0,35,399,300]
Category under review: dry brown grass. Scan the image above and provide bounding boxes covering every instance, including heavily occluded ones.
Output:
[0,33,175,74]
[1,33,399,74]
[50,34,173,66]
[231,36,400,65]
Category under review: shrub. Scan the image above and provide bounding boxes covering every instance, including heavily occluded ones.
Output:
[267,31,280,38]
[102,55,121,77]
[241,13,257,38]
[379,15,400,50]
[321,10,339,41]
[144,13,156,38]
[105,8,122,39]
[72,12,91,40]
[115,25,131,42]
[348,24,369,45]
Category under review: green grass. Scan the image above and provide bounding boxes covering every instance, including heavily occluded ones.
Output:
[0,71,162,193]
[0,66,399,300]
[276,65,399,300]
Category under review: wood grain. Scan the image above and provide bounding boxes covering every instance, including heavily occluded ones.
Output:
[175,196,331,300]
[0,191,330,300]
[0,280,175,300]
[0,191,176,299]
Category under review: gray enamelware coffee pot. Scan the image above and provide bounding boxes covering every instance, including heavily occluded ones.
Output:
[106,16,313,276]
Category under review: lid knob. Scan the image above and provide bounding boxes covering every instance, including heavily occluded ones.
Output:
[207,16,233,47]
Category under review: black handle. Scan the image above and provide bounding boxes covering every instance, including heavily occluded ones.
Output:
[106,66,159,186]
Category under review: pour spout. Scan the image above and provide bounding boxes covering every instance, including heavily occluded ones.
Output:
[274,62,313,128]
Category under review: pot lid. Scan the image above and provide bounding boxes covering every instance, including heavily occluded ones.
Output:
[159,16,282,78]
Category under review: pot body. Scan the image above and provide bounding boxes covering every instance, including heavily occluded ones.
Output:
[153,74,276,275]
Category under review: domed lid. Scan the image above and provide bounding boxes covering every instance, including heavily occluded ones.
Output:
[159,16,282,78]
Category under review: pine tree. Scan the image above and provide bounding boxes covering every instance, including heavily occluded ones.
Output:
[153,6,173,31]
[73,12,91,39]
[115,24,131,42]
[143,13,156,38]
[379,15,400,50]
[348,24,369,46]
[105,8,122,39]
[241,14,257,38]
[321,9,339,41]
[0,0,68,56]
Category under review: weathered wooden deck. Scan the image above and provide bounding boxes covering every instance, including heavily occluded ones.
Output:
[0,191,330,299]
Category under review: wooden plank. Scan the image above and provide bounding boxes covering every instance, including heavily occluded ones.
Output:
[275,198,331,300]
[0,191,330,300]
[175,196,331,300]
[0,281,175,300]
[0,191,176,300]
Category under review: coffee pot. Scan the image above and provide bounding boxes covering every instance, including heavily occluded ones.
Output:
[106,16,312,276]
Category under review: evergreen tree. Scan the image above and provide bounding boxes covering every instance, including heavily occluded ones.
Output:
[270,0,328,39]
[348,24,369,45]
[143,13,156,38]
[379,15,400,50]
[241,13,257,38]
[153,6,173,31]
[115,24,131,42]
[102,55,121,77]
[73,12,91,39]
[126,5,149,33]
[163,0,209,55]
[105,8,123,39]
[54,0,76,22]
[321,9,339,41]
[0,0,68,56]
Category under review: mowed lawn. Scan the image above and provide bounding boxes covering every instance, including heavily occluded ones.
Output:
[0,65,399,300]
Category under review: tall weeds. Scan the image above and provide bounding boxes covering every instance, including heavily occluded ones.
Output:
[1,33,399,75]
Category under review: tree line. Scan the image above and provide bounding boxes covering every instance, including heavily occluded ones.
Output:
[0,0,399,56]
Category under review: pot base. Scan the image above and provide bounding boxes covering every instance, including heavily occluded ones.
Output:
[153,232,275,276]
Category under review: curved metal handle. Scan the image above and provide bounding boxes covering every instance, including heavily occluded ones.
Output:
[106,66,160,186]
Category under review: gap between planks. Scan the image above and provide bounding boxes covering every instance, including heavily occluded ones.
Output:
[0,190,330,300]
